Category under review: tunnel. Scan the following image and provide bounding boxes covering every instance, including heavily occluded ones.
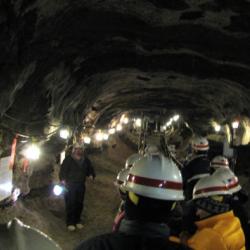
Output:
[0,1,250,249]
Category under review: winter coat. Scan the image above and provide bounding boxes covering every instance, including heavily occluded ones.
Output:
[188,211,245,250]
[230,193,250,249]
[182,154,210,200]
[59,155,95,183]
[75,220,191,250]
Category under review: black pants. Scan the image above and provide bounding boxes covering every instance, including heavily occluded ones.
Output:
[64,182,85,226]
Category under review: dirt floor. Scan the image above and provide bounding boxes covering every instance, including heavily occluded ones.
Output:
[0,135,135,250]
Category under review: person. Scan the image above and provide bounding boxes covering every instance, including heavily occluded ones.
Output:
[186,174,246,250]
[0,218,61,250]
[59,143,95,231]
[213,168,250,248]
[75,153,190,250]
[182,136,210,200]
[210,155,229,174]
[112,167,130,232]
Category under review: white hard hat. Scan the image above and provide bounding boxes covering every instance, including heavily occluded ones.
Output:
[193,175,231,199]
[211,155,229,169]
[0,218,61,250]
[144,144,159,155]
[124,153,184,201]
[115,168,130,186]
[125,153,141,169]
[192,136,209,151]
[212,168,241,194]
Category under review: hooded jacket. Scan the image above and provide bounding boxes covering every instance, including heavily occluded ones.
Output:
[188,211,245,250]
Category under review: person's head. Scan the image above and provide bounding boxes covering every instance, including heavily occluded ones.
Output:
[72,143,84,159]
[0,218,61,250]
[191,136,209,155]
[114,168,130,200]
[192,175,231,219]
[125,153,141,169]
[212,167,241,194]
[211,155,229,170]
[123,153,184,223]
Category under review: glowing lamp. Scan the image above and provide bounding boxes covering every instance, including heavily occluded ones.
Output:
[214,124,221,132]
[108,128,116,134]
[135,118,142,127]
[83,136,91,144]
[95,132,104,141]
[59,129,70,139]
[53,185,64,196]
[232,121,239,129]
[116,124,123,131]
[103,133,109,140]
[24,144,41,160]
[173,114,180,122]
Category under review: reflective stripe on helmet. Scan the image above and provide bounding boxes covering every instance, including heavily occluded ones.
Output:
[193,144,209,148]
[194,185,228,195]
[227,177,239,189]
[127,174,183,190]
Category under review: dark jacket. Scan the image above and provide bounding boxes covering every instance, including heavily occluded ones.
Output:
[230,192,250,249]
[59,155,95,183]
[75,219,190,250]
[182,154,210,200]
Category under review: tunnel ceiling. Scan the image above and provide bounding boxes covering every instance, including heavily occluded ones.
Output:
[1,0,250,135]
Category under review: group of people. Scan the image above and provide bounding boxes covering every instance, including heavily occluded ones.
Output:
[1,137,249,250]
[75,136,249,250]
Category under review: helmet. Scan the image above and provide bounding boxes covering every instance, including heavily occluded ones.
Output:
[125,153,141,169]
[144,144,159,155]
[192,136,209,151]
[211,156,229,169]
[115,168,130,186]
[212,168,241,194]
[124,153,184,201]
[0,218,61,250]
[193,175,231,199]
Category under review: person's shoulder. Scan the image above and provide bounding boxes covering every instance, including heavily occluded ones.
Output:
[75,233,115,250]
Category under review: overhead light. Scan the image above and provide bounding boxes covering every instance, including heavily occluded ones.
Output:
[123,117,129,124]
[173,114,180,122]
[166,121,172,127]
[108,128,116,134]
[214,124,221,132]
[135,118,142,127]
[59,129,70,139]
[103,133,109,140]
[95,131,104,141]
[232,121,239,129]
[116,124,123,131]
[23,144,41,160]
[83,136,91,144]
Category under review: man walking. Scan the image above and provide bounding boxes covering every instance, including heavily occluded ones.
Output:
[59,143,95,231]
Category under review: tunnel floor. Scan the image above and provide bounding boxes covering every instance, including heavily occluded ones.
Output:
[0,137,135,250]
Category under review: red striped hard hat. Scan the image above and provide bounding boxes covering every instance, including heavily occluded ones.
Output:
[193,175,231,199]
[212,168,241,194]
[124,153,184,201]
[192,136,209,151]
[211,155,229,169]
